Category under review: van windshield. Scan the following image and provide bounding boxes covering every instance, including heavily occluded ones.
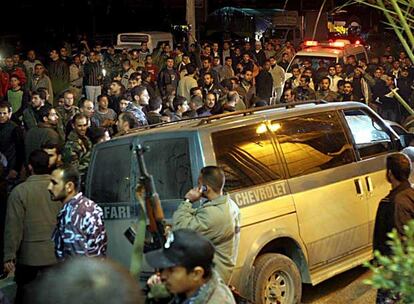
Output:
[288,55,337,72]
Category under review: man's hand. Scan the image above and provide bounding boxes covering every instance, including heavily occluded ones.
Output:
[135,182,145,200]
[185,188,202,203]
[147,273,162,287]
[3,260,15,274]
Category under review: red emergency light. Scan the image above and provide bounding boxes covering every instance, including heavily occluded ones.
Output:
[329,41,346,48]
[304,40,318,47]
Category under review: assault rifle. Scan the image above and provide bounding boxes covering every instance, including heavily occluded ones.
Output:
[134,144,166,251]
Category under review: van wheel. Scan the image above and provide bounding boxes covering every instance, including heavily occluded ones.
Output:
[252,253,302,304]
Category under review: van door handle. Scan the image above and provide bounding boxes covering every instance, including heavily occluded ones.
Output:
[365,176,373,193]
[354,178,364,196]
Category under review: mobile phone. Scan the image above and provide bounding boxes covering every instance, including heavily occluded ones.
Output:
[124,226,137,244]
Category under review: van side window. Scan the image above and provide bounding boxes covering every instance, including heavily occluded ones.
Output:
[344,109,394,159]
[272,111,355,177]
[212,124,284,192]
[143,138,193,200]
[90,145,131,203]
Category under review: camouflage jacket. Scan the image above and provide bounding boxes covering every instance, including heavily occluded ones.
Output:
[53,192,107,259]
[56,105,80,127]
[62,131,92,174]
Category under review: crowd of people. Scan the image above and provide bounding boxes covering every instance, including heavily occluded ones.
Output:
[1,35,414,304]
[1,37,414,186]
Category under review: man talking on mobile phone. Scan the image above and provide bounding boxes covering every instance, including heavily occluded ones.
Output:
[172,166,241,284]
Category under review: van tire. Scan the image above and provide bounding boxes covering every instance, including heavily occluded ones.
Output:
[252,253,302,304]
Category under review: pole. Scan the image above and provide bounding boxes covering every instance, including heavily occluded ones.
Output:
[186,0,196,45]
[312,0,328,41]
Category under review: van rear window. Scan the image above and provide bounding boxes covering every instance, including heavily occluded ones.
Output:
[119,34,149,43]
[143,138,193,200]
[90,144,131,203]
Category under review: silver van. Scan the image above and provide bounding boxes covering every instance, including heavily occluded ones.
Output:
[86,101,409,304]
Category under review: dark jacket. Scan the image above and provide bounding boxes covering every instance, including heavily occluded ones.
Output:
[374,181,414,256]
[0,120,24,173]
[255,70,273,100]
[158,68,180,97]
[24,123,62,163]
[393,180,414,236]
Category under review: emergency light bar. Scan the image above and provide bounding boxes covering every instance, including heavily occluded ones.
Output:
[304,40,318,47]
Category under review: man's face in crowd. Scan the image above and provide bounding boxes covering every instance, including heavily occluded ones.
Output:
[335,64,343,74]
[166,59,174,69]
[385,76,394,87]
[60,48,68,58]
[225,58,232,67]
[10,77,20,89]
[141,42,148,52]
[119,99,129,112]
[269,57,276,66]
[401,69,409,78]
[212,43,219,52]
[179,101,189,113]
[50,50,59,61]
[374,69,383,79]
[161,266,199,295]
[244,70,254,82]
[264,61,271,71]
[44,147,61,170]
[73,56,81,65]
[347,56,356,65]
[98,96,109,110]
[139,89,150,105]
[48,169,68,202]
[12,54,20,64]
[5,58,14,68]
[205,94,215,109]
[320,79,330,91]
[202,60,210,69]
[34,65,45,76]
[284,90,295,102]
[117,115,127,132]
[223,42,230,50]
[64,93,74,108]
[392,61,400,69]
[47,109,59,126]
[303,60,311,69]
[31,94,43,109]
[213,58,220,66]
[203,74,213,86]
[299,77,308,87]
[27,50,36,61]
[0,107,10,124]
[303,69,312,78]
[292,67,301,78]
[110,82,121,95]
[243,54,250,62]
[344,83,353,94]
[81,100,94,118]
[74,117,88,137]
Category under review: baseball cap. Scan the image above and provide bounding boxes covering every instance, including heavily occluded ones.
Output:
[145,229,215,270]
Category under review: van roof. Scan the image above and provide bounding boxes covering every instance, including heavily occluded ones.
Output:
[106,101,368,142]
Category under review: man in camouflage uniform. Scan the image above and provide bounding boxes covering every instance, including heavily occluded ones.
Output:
[56,90,79,129]
[62,113,91,179]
